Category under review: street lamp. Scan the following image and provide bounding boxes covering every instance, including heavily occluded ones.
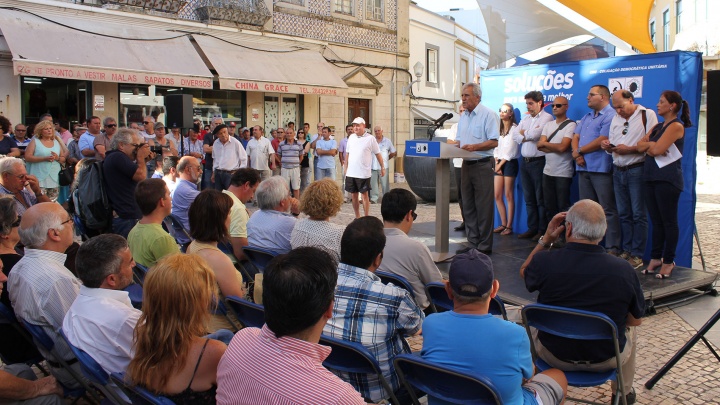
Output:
[402,61,424,100]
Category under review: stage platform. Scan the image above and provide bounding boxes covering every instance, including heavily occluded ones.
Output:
[410,221,718,314]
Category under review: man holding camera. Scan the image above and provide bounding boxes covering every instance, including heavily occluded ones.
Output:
[104,128,151,239]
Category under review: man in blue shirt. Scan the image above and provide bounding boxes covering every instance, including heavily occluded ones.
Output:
[456,83,499,254]
[171,156,201,244]
[571,84,621,254]
[422,249,566,405]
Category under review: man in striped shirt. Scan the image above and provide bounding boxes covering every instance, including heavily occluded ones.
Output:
[277,128,304,199]
[216,247,365,404]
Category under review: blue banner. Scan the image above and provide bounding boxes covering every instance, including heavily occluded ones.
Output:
[480,51,702,267]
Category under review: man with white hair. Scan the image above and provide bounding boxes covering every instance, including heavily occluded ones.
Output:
[94,117,118,160]
[0,157,51,216]
[369,125,396,204]
[246,176,300,253]
[8,203,82,388]
[140,116,155,141]
[344,117,384,218]
[520,199,645,405]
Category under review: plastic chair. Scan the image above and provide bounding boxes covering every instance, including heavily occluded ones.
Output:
[109,372,176,405]
[161,214,192,251]
[133,263,150,286]
[242,246,279,274]
[521,303,628,405]
[0,302,48,375]
[425,282,507,320]
[393,353,503,405]
[123,283,143,310]
[59,329,130,405]
[319,334,400,405]
[226,296,265,328]
[376,271,416,298]
[20,319,100,403]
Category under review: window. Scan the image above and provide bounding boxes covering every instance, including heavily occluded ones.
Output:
[334,0,353,15]
[676,0,683,33]
[426,47,438,85]
[650,20,656,47]
[366,0,383,22]
[662,9,670,51]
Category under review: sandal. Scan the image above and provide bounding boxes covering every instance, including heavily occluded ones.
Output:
[643,259,662,275]
[656,262,675,279]
[493,225,507,233]
[501,227,513,236]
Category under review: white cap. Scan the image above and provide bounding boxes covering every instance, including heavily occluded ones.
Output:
[352,117,365,125]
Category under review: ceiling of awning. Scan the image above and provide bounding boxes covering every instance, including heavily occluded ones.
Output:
[556,0,655,54]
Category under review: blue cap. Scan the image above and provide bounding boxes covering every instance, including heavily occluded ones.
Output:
[449,249,494,296]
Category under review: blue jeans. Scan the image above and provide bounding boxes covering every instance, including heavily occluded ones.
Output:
[578,171,621,252]
[317,167,336,181]
[300,167,311,194]
[520,158,546,233]
[370,169,389,203]
[112,217,138,240]
[613,166,648,257]
[542,174,572,221]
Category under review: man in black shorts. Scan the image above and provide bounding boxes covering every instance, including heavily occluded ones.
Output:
[343,117,383,218]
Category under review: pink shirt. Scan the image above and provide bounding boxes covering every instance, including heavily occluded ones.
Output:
[216,325,365,405]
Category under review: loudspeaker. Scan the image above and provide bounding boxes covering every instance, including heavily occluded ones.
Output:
[165,94,194,129]
[707,71,720,156]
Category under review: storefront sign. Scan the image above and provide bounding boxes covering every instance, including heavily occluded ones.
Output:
[14,62,213,89]
[220,79,346,97]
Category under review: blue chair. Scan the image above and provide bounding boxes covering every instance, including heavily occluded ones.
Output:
[109,372,175,405]
[376,271,416,298]
[242,246,279,274]
[319,334,400,405]
[0,302,48,375]
[226,296,265,328]
[59,329,130,405]
[162,214,192,251]
[20,319,100,402]
[425,282,507,320]
[521,303,627,405]
[393,353,502,405]
[133,263,150,286]
[123,283,143,310]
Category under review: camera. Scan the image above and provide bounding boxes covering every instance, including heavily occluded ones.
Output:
[149,145,163,154]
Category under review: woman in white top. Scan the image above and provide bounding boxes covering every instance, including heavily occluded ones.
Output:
[493,103,519,236]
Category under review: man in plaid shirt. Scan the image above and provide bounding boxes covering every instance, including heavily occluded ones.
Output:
[323,216,424,403]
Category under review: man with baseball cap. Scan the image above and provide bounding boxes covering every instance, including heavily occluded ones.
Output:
[343,117,384,218]
[422,249,567,405]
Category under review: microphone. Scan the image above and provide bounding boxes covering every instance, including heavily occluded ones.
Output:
[434,113,454,127]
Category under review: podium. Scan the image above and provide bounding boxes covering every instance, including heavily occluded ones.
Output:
[405,140,482,262]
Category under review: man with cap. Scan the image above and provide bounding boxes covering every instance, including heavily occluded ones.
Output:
[343,117,384,218]
[422,249,567,405]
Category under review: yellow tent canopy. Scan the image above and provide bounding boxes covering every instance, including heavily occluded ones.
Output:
[557,0,656,53]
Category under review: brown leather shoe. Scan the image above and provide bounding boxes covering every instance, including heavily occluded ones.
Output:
[517,230,537,239]
[531,233,543,242]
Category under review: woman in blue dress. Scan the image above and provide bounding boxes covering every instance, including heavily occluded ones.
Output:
[24,120,68,202]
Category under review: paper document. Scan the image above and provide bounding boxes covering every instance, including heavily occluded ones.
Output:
[654,143,682,168]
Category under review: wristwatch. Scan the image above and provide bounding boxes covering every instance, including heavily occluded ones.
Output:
[537,236,553,249]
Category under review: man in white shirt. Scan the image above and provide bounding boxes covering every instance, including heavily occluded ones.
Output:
[344,117,383,218]
[246,125,275,181]
[513,91,553,241]
[601,90,658,269]
[370,126,396,204]
[62,235,141,375]
[212,124,248,190]
[140,116,156,141]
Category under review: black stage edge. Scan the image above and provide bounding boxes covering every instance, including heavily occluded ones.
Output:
[410,221,718,312]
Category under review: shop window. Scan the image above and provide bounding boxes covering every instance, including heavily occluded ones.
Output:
[20,77,84,128]
[264,95,298,133]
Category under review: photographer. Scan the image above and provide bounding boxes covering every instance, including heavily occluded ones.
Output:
[145,122,178,179]
[103,127,151,239]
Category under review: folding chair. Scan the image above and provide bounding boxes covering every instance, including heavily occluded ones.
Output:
[425,282,507,320]
[109,372,175,405]
[59,329,130,405]
[161,214,191,252]
[133,263,150,286]
[225,296,265,328]
[376,271,416,298]
[20,319,101,403]
[242,246,279,274]
[0,302,48,375]
[521,303,628,405]
[319,334,400,405]
[393,353,502,405]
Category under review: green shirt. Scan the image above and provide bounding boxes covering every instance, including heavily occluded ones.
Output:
[127,222,179,267]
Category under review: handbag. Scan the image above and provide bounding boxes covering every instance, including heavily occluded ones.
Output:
[58,164,75,187]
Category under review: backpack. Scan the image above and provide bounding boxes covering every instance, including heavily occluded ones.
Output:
[72,160,113,231]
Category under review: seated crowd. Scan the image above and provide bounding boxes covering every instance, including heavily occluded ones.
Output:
[0,126,644,404]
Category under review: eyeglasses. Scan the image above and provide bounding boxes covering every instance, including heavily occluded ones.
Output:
[622,121,629,135]
[105,124,117,128]
[552,104,567,108]
[411,211,417,221]
[11,216,21,228]
[588,92,601,97]
[15,129,26,132]
[60,218,74,228]
[143,121,151,125]
[499,109,511,113]
[130,143,146,148]
[8,173,27,180]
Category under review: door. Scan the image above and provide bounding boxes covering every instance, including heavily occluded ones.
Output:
[348,98,370,126]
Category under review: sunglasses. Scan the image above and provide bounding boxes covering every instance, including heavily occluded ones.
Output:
[552,104,567,108]
[411,211,417,221]
[143,121,151,125]
[499,109,511,113]
[105,124,117,128]
[622,121,629,135]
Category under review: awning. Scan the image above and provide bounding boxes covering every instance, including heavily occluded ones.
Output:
[193,35,348,96]
[0,8,213,89]
[412,106,459,124]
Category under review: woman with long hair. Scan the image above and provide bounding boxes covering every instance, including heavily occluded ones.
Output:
[127,253,226,404]
[637,90,691,279]
[493,103,519,236]
[24,120,68,202]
